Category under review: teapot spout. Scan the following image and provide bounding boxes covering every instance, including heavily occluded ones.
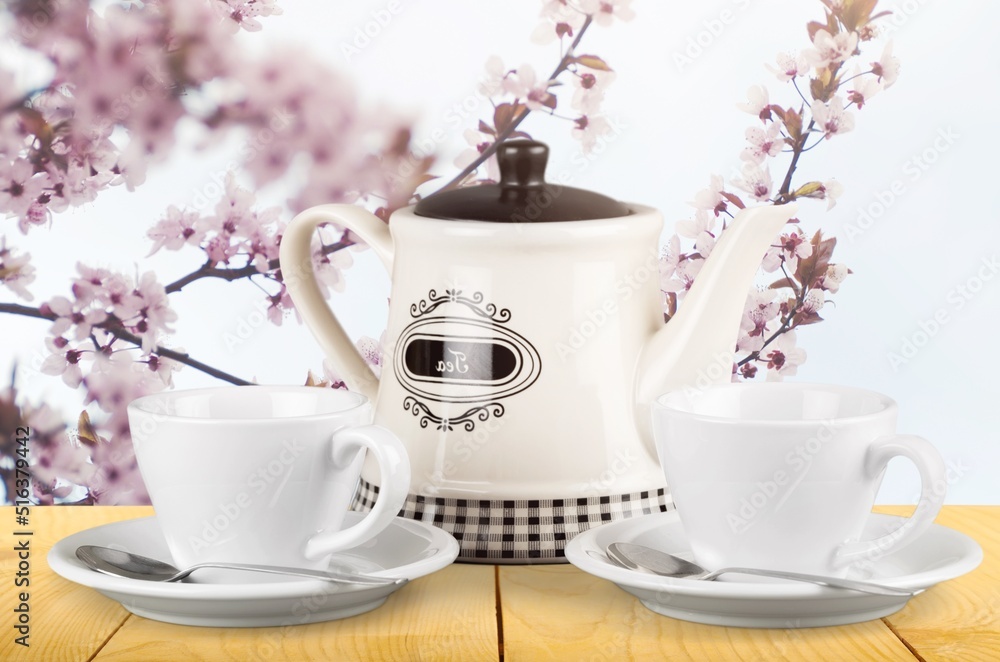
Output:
[636,203,798,411]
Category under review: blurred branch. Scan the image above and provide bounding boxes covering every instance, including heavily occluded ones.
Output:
[165,237,354,293]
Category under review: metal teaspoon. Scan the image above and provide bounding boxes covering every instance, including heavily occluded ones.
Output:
[606,542,915,597]
[76,545,406,587]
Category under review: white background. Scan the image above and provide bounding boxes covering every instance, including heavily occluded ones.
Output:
[3,0,997,503]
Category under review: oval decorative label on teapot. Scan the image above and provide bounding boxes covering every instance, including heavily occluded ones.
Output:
[394,289,541,431]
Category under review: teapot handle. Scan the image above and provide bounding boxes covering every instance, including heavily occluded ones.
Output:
[279,204,394,402]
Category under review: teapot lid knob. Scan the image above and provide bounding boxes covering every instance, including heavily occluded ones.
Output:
[412,139,630,222]
[498,140,548,189]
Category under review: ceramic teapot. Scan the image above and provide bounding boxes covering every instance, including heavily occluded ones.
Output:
[279,140,796,563]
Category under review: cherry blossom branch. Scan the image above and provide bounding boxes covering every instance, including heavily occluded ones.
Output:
[776,118,817,202]
[437,14,594,191]
[0,302,251,385]
[164,238,354,294]
[737,285,807,367]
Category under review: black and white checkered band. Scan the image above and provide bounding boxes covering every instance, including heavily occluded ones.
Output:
[351,478,673,563]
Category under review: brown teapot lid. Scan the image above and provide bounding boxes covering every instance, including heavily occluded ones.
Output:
[414,140,630,222]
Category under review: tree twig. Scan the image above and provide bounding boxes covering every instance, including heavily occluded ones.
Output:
[776,119,816,202]
[436,14,594,192]
[0,302,251,385]
[165,238,354,293]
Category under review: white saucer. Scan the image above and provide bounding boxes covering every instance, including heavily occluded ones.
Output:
[565,511,982,628]
[47,512,459,627]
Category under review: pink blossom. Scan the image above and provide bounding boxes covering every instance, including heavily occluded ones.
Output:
[147,205,206,254]
[71,264,112,306]
[662,256,704,293]
[504,64,555,111]
[580,0,636,27]
[531,1,588,44]
[742,123,784,164]
[872,41,900,87]
[677,210,717,258]
[677,209,718,240]
[312,234,355,299]
[659,235,681,288]
[732,165,773,202]
[571,68,616,116]
[737,86,771,122]
[0,160,50,227]
[801,289,826,314]
[321,359,348,390]
[44,295,108,341]
[98,273,144,321]
[479,56,509,97]
[766,52,809,81]
[41,337,87,388]
[690,175,728,216]
[0,241,36,301]
[820,179,844,210]
[695,230,716,259]
[85,429,150,505]
[738,289,780,353]
[454,129,500,182]
[570,115,612,153]
[820,264,849,293]
[18,201,51,234]
[776,230,813,271]
[85,359,165,439]
[811,96,855,139]
[764,331,806,381]
[356,333,385,379]
[804,29,859,69]
[132,272,177,352]
[205,236,240,266]
[267,288,294,326]
[760,245,784,273]
[847,69,882,109]
[21,401,97,499]
[145,354,180,387]
[45,164,112,213]
[220,0,284,32]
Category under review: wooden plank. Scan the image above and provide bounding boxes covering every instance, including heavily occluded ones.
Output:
[93,563,498,661]
[499,563,916,661]
[0,506,149,662]
[878,505,999,662]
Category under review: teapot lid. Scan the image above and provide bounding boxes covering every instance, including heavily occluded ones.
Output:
[414,140,631,222]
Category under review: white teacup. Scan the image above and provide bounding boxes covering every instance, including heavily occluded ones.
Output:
[653,383,946,577]
[128,386,410,570]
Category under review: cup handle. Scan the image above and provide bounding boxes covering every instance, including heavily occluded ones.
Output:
[279,204,394,402]
[835,434,946,567]
[303,424,410,560]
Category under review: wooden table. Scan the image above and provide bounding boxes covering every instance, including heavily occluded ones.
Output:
[0,506,994,661]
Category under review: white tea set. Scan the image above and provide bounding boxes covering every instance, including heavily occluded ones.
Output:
[48,141,981,628]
